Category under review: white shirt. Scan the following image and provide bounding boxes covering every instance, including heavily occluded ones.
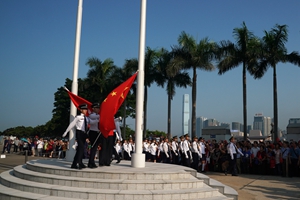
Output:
[62,114,98,137]
[115,143,122,153]
[37,140,44,149]
[163,142,170,157]
[149,143,158,155]
[182,140,190,158]
[143,142,149,152]
[228,142,243,160]
[251,147,260,158]
[89,112,100,131]
[192,141,201,156]
[199,142,206,155]
[172,141,178,155]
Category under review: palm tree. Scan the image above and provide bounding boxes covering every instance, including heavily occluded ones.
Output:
[85,57,117,103]
[217,22,260,141]
[156,48,192,139]
[252,24,300,140]
[172,31,216,138]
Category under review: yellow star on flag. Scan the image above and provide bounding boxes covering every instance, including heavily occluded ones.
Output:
[111,91,117,96]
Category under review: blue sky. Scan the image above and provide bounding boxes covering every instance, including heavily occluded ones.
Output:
[1,0,300,136]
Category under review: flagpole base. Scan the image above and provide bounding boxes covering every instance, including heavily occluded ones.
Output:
[131,153,145,168]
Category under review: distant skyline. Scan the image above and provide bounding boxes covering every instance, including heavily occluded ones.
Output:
[1,1,300,137]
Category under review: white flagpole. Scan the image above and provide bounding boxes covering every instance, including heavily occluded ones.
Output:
[66,0,83,162]
[131,0,147,168]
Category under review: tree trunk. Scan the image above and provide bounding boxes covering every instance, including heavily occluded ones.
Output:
[243,63,247,141]
[273,65,278,140]
[191,66,197,138]
[167,93,171,139]
[143,86,148,138]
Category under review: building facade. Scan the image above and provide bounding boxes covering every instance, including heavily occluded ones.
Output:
[182,94,190,136]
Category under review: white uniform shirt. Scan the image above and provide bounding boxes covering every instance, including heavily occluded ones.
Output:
[143,142,149,152]
[62,114,98,137]
[115,143,122,153]
[182,140,190,158]
[163,142,170,157]
[149,143,158,155]
[192,141,201,156]
[199,142,206,155]
[172,141,178,155]
[228,142,243,160]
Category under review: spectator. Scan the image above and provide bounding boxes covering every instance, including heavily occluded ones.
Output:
[37,138,44,157]
[289,141,300,177]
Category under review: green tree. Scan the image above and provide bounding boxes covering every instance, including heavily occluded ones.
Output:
[217,22,260,141]
[172,32,216,138]
[85,57,117,103]
[252,24,300,140]
[156,48,192,139]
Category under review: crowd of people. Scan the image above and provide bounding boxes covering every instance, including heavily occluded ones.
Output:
[2,132,300,178]
[1,136,69,158]
[130,135,300,177]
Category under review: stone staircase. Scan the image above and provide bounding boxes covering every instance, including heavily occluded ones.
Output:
[0,159,237,200]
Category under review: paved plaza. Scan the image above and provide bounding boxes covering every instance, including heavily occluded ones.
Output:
[0,150,299,200]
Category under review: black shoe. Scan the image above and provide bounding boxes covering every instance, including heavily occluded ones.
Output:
[71,165,77,169]
[105,163,110,166]
[71,164,80,169]
[224,171,227,176]
[79,164,86,168]
[88,163,97,168]
[99,163,104,167]
[232,174,238,176]
[116,159,121,164]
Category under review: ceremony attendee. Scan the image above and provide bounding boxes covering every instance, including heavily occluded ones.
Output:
[182,134,192,167]
[149,140,158,162]
[171,136,179,164]
[123,140,131,160]
[62,104,97,169]
[87,103,101,168]
[143,138,150,161]
[191,136,201,171]
[13,138,20,153]
[289,141,300,177]
[114,116,123,141]
[199,137,206,172]
[162,138,170,163]
[179,135,185,165]
[227,136,244,176]
[37,138,44,157]
[281,141,290,177]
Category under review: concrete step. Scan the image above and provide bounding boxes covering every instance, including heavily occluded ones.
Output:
[25,159,192,180]
[1,170,223,200]
[13,165,204,190]
[196,173,237,200]
[0,183,79,200]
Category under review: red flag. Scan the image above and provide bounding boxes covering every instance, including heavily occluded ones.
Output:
[99,72,138,138]
[64,87,92,116]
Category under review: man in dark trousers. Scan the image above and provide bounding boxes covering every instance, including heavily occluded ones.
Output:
[87,103,101,168]
[227,136,244,176]
[62,104,98,169]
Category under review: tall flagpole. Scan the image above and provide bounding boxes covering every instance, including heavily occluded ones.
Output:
[131,0,147,168]
[66,0,83,162]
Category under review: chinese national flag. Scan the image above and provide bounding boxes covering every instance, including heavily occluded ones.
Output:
[64,87,92,116]
[99,72,138,138]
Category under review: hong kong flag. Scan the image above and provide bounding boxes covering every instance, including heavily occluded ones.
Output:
[99,72,138,138]
[64,87,92,116]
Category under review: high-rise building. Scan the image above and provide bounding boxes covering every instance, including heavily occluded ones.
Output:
[220,123,230,129]
[253,113,272,136]
[232,122,240,131]
[196,117,207,138]
[182,94,190,136]
[289,118,300,124]
[204,119,219,127]
[240,124,244,132]
[247,125,252,134]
